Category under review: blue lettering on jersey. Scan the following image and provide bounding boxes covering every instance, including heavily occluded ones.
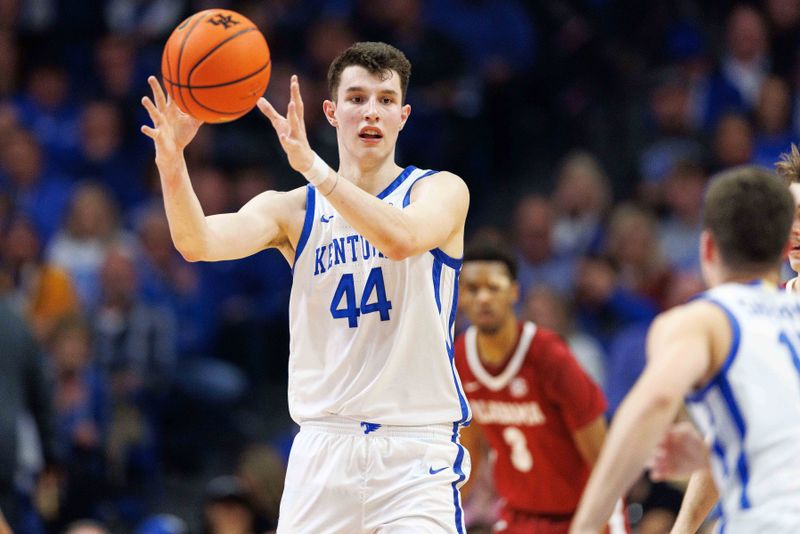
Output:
[313,233,388,276]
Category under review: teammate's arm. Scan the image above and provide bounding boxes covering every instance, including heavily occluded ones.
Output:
[258,76,469,260]
[670,468,719,534]
[572,416,607,466]
[569,302,728,534]
[141,76,300,262]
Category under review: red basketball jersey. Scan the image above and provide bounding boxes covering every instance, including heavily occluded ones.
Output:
[455,321,607,515]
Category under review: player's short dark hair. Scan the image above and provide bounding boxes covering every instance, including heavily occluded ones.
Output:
[463,239,518,281]
[328,42,411,102]
[703,166,794,269]
[775,143,800,185]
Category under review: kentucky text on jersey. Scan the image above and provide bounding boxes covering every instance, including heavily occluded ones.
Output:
[314,234,386,275]
[470,400,546,426]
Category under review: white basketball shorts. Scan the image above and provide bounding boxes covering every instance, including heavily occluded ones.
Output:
[277,417,472,533]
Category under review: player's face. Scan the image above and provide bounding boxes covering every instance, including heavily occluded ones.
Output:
[789,183,800,273]
[459,261,519,334]
[325,66,410,164]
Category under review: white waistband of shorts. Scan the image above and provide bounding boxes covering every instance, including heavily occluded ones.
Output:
[299,415,455,440]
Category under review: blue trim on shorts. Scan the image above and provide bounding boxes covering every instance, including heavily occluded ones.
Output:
[450,423,466,534]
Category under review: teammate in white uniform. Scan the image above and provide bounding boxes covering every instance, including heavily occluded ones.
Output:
[569,166,799,534]
[141,42,471,533]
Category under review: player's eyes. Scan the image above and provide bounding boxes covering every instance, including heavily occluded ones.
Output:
[350,96,363,103]
[382,98,393,105]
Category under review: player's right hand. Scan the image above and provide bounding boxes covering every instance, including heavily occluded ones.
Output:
[648,421,709,481]
[140,76,202,166]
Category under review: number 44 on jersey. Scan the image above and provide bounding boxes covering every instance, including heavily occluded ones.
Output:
[330,267,393,328]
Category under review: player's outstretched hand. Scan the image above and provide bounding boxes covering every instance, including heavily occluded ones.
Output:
[140,76,202,166]
[648,422,709,481]
[257,74,314,173]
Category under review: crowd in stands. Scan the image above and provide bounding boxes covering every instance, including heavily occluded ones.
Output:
[0,0,797,532]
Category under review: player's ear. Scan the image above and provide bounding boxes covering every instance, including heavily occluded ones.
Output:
[399,103,411,130]
[510,280,520,306]
[323,99,338,127]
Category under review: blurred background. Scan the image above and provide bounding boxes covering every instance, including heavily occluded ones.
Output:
[0,0,797,532]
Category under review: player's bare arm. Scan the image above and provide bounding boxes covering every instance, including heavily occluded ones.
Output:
[569,301,729,534]
[458,421,488,500]
[571,416,607,467]
[670,467,719,534]
[258,75,469,260]
[141,76,305,262]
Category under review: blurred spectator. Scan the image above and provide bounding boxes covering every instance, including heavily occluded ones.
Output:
[658,161,707,273]
[574,257,657,349]
[638,69,704,195]
[752,75,794,168]
[604,203,673,308]
[603,321,649,415]
[523,285,606,388]
[1,215,80,340]
[63,519,110,534]
[46,182,133,310]
[551,151,611,258]
[0,31,19,98]
[512,195,577,300]
[47,315,108,525]
[75,100,149,209]
[93,245,175,499]
[134,204,211,357]
[202,476,258,534]
[236,444,285,531]
[12,62,82,171]
[0,289,60,531]
[721,4,770,109]
[667,22,744,133]
[711,112,754,171]
[765,0,800,80]
[103,0,186,40]
[135,513,189,534]
[0,129,73,242]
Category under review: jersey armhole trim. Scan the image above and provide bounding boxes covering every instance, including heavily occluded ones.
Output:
[685,297,742,403]
[402,169,439,207]
[292,184,316,271]
[377,165,416,199]
[431,247,462,270]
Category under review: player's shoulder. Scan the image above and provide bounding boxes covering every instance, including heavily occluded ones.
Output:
[648,299,729,347]
[453,329,468,361]
[408,170,469,202]
[527,325,572,366]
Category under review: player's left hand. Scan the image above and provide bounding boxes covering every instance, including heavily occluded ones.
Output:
[647,421,709,481]
[257,75,315,173]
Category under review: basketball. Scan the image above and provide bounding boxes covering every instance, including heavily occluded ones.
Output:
[161,9,271,123]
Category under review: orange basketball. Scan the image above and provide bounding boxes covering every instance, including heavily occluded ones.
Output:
[161,9,271,123]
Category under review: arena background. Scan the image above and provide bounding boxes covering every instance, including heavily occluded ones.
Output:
[0,0,797,532]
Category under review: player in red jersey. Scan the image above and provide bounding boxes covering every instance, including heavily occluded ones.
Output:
[455,240,627,534]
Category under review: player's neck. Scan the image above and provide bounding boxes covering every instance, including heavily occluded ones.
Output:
[337,152,403,196]
[716,266,781,287]
[476,318,520,368]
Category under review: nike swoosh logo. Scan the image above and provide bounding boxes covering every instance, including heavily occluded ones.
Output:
[429,466,448,475]
[320,214,334,223]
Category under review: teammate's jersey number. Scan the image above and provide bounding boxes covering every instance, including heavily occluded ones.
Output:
[502,426,533,472]
[330,267,393,328]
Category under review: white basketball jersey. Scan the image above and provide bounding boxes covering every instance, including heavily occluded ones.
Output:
[287,166,470,427]
[685,282,800,533]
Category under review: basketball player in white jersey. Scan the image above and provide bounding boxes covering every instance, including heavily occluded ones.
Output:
[141,42,471,533]
[630,147,800,534]
[569,166,800,534]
